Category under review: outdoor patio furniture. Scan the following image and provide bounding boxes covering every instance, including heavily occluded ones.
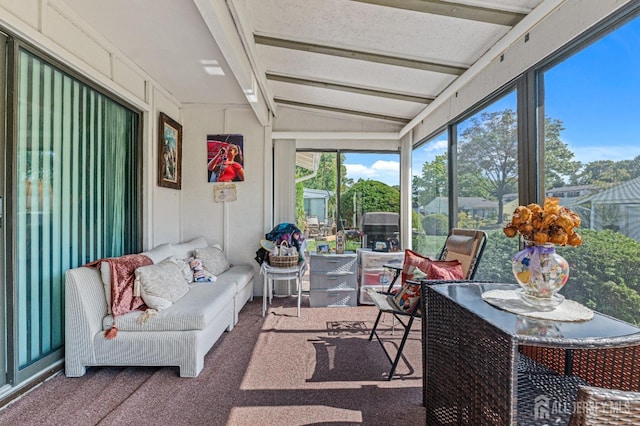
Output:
[306,216,321,238]
[422,281,640,424]
[367,228,487,380]
[568,386,640,425]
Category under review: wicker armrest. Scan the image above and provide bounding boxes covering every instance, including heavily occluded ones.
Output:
[569,386,640,425]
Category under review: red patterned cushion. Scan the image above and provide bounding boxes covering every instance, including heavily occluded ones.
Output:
[427,261,464,280]
[400,249,433,284]
[393,249,463,312]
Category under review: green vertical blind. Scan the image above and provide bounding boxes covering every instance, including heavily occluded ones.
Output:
[15,49,139,368]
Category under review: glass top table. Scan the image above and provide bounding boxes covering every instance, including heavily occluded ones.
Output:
[421,281,640,425]
[437,282,640,345]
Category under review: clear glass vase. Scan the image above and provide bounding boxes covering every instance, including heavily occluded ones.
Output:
[512,241,569,311]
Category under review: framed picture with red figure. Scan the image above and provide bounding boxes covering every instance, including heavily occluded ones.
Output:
[207,134,245,183]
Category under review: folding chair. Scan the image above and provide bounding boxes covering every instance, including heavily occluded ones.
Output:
[367,228,488,380]
[306,216,321,238]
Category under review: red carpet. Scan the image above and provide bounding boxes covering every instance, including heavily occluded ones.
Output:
[0,296,425,425]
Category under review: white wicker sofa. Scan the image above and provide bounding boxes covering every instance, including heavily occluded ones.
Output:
[64,237,256,378]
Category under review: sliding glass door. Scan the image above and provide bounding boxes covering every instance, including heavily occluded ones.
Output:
[0,32,7,391]
[10,45,141,381]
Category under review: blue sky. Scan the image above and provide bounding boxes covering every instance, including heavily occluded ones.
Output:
[345,15,640,187]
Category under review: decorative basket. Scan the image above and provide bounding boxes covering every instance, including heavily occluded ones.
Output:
[269,241,299,268]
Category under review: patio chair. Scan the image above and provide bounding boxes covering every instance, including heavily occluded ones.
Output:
[367,228,487,380]
[306,216,320,238]
[568,386,640,425]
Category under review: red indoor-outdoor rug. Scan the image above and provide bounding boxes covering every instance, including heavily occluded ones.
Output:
[0,296,425,425]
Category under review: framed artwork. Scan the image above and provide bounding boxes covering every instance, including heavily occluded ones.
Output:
[158,112,182,189]
[207,134,245,183]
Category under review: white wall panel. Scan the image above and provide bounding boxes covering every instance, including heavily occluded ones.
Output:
[0,0,39,29]
[44,5,111,77]
[113,57,146,102]
[181,104,266,268]
[149,90,183,248]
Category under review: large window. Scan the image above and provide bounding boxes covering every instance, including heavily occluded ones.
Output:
[539,14,640,324]
[12,47,141,379]
[412,130,449,257]
[455,91,519,280]
[437,10,640,323]
[296,150,400,251]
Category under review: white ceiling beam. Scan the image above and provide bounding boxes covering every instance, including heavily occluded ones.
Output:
[266,72,434,104]
[273,131,400,140]
[255,34,467,75]
[193,0,273,124]
[350,0,527,26]
[274,98,411,124]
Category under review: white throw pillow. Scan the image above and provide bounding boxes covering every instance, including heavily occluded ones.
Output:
[172,237,208,260]
[134,260,190,311]
[141,243,174,264]
[195,246,230,276]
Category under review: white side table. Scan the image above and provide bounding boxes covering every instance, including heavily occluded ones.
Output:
[260,261,306,317]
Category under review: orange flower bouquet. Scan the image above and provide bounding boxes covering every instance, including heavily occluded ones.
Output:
[503,197,582,247]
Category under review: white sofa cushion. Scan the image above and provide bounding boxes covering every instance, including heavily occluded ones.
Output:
[172,236,208,260]
[134,259,190,310]
[215,264,254,292]
[102,282,236,331]
[195,246,230,276]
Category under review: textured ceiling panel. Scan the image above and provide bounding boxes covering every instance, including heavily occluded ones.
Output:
[257,45,455,97]
[248,0,508,65]
[59,0,546,126]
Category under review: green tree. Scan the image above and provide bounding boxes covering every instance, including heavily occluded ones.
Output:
[412,154,447,210]
[457,109,579,224]
[458,109,518,223]
[340,180,400,227]
[543,118,581,188]
[576,159,633,185]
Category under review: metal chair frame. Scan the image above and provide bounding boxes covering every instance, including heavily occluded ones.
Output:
[367,228,487,380]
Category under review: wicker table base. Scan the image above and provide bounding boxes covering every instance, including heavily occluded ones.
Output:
[422,282,640,425]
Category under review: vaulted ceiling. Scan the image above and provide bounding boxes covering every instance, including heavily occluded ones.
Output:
[63,0,546,126]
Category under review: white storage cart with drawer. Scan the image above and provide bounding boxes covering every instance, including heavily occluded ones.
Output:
[309,252,358,307]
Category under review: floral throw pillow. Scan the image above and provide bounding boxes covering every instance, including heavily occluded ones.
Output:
[195,246,231,276]
[134,260,190,311]
[166,256,194,283]
[400,249,433,284]
[392,280,422,313]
